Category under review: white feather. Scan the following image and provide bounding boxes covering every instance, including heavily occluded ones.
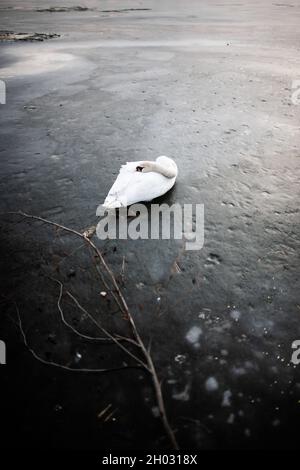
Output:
[103,156,177,208]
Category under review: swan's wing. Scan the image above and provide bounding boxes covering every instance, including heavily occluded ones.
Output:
[108,161,142,194]
[122,172,170,206]
[103,161,145,207]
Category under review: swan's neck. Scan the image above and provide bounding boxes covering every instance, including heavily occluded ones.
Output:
[150,162,176,178]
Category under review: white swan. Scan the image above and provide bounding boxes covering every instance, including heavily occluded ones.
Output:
[103,156,178,208]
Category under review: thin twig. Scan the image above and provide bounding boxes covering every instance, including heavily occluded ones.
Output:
[15,304,131,374]
[115,334,140,347]
[87,244,126,315]
[104,408,118,422]
[120,256,126,284]
[53,277,111,342]
[97,403,112,419]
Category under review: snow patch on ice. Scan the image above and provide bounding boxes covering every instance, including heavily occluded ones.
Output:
[230,309,241,321]
[185,326,202,349]
[231,366,247,376]
[151,406,160,418]
[222,390,232,407]
[172,383,191,402]
[205,376,219,392]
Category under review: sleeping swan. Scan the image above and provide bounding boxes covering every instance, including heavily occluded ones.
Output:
[103,156,178,208]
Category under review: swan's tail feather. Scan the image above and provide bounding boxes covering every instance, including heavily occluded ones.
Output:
[102,199,123,209]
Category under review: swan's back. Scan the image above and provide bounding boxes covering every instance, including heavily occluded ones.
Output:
[103,156,177,208]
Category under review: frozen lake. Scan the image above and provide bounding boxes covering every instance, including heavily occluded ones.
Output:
[0,0,300,450]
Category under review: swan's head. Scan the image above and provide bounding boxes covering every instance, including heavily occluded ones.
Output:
[136,161,155,173]
[136,156,177,178]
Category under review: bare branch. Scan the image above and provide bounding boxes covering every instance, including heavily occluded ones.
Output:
[4,210,179,449]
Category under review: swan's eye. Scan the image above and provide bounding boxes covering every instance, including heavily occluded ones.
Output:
[136,166,143,172]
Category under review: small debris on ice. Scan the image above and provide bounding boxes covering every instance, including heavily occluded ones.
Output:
[227,413,235,424]
[82,225,96,238]
[198,308,211,319]
[0,31,60,41]
[67,268,76,278]
[100,291,107,297]
[47,333,57,345]
[37,6,90,12]
[74,352,82,363]
[174,354,187,364]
